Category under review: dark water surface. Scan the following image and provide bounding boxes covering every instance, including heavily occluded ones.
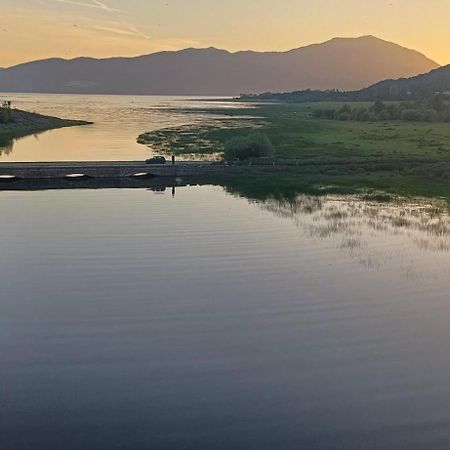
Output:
[1,186,450,450]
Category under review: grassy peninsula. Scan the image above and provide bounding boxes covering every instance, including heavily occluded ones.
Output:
[0,107,92,146]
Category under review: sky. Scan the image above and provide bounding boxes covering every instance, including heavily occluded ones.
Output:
[1,0,450,67]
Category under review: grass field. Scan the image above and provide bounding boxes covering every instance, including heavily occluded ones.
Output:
[138,101,450,201]
[139,102,450,160]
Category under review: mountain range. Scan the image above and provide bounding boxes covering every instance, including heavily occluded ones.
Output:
[0,36,439,96]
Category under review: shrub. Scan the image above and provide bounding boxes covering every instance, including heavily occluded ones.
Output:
[359,111,372,122]
[378,109,392,121]
[372,101,386,114]
[337,112,351,121]
[322,109,337,120]
[423,108,439,122]
[401,109,422,121]
[338,104,352,114]
[312,108,324,118]
[223,132,274,162]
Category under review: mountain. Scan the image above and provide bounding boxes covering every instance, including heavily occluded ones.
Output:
[242,64,450,103]
[354,64,450,100]
[0,36,439,96]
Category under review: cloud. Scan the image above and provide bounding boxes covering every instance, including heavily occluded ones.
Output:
[54,0,127,14]
[94,24,151,40]
[0,8,204,67]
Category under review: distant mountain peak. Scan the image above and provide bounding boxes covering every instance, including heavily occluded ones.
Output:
[0,36,439,96]
[321,35,384,44]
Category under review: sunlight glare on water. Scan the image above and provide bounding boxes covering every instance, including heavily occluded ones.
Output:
[0,93,248,162]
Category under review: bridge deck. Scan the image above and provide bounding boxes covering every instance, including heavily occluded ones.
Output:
[0,161,224,180]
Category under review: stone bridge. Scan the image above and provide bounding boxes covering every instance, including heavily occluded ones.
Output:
[0,161,225,181]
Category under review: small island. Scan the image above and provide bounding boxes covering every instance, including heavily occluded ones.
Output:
[0,102,92,144]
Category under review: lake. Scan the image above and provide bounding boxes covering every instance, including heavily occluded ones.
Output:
[0,93,248,162]
[1,185,449,449]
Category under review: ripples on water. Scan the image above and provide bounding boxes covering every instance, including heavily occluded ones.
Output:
[1,186,450,450]
[0,94,250,161]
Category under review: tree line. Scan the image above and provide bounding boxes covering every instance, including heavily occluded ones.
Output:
[312,95,450,123]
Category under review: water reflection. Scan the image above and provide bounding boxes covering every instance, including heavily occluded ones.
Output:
[1,186,450,450]
[0,132,45,155]
[0,94,248,161]
[261,194,450,278]
[0,136,14,155]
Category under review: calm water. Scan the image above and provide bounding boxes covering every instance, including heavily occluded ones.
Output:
[1,186,450,449]
[0,94,245,162]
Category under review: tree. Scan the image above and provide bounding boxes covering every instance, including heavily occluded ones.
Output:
[338,104,352,114]
[373,100,386,114]
[424,108,439,122]
[378,109,392,121]
[223,133,274,162]
[401,109,422,121]
[337,112,351,121]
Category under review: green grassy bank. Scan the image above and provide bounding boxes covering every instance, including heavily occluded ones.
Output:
[138,101,450,201]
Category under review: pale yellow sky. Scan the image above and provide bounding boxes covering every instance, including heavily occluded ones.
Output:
[1,0,449,67]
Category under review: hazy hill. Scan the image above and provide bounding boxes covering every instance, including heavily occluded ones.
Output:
[355,64,450,100]
[0,36,439,96]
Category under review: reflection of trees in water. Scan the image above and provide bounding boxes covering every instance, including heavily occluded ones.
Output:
[0,132,42,157]
[264,195,324,221]
[260,194,450,277]
[0,137,14,156]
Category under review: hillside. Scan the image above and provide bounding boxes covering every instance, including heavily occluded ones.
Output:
[243,64,450,103]
[0,36,438,96]
[355,64,450,100]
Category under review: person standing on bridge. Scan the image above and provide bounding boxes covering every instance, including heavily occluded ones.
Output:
[172,155,176,165]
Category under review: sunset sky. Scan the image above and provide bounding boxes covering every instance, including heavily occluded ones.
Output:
[1,0,449,67]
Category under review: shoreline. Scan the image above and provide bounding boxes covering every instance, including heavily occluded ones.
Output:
[0,161,448,207]
[0,107,92,142]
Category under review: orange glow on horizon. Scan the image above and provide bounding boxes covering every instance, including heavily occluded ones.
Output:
[1,0,449,67]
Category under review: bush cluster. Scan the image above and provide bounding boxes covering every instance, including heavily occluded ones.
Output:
[313,95,450,123]
[223,132,274,161]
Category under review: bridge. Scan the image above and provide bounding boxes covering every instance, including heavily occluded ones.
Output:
[0,161,225,182]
